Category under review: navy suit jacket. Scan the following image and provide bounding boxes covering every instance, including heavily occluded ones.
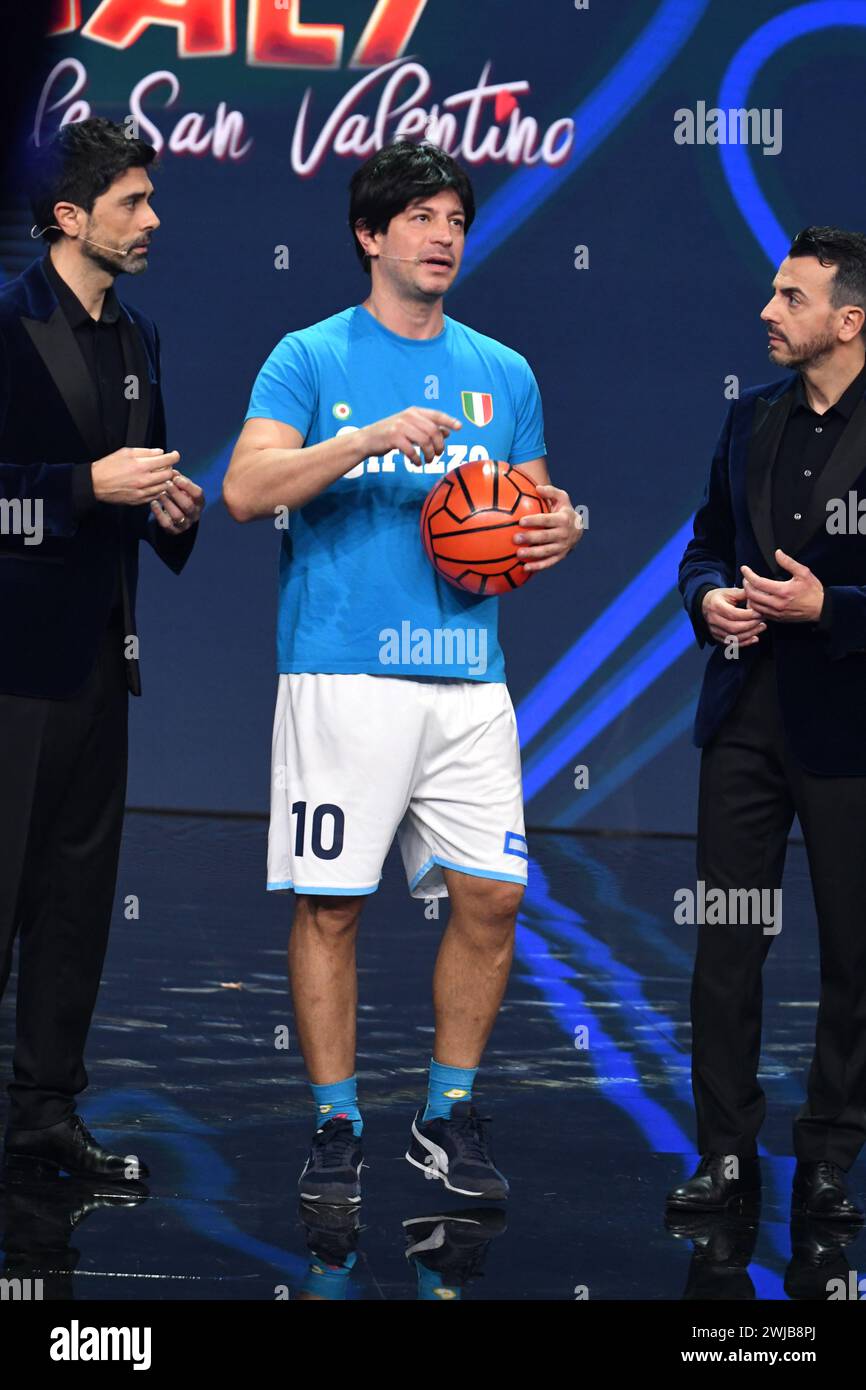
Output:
[679,375,866,776]
[0,255,196,699]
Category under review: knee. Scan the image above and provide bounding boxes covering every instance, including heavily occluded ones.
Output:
[488,881,525,924]
[454,879,524,932]
[297,895,362,940]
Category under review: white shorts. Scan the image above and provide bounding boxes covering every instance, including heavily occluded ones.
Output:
[267,673,528,898]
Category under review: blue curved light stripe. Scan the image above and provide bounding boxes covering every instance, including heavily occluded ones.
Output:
[550,698,697,824]
[523,611,694,803]
[718,1,866,267]
[516,521,693,746]
[460,0,712,277]
[554,835,695,975]
[86,1088,333,1292]
[516,916,691,1153]
[550,839,812,1112]
[521,870,795,1271]
[520,867,690,1150]
[526,903,690,1098]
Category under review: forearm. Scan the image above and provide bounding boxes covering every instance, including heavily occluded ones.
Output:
[224,430,370,521]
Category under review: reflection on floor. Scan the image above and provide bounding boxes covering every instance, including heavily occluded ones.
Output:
[1,815,863,1300]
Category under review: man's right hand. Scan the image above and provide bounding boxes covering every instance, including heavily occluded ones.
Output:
[358,408,462,465]
[91,447,180,506]
[701,586,767,645]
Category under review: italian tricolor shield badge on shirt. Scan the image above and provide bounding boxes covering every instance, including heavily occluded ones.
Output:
[461,390,493,426]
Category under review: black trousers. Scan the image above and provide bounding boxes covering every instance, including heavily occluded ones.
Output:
[692,648,866,1167]
[0,619,128,1131]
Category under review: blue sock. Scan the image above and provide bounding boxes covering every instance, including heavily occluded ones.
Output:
[422,1058,478,1123]
[311,1076,363,1137]
[302,1250,357,1301]
[416,1260,462,1302]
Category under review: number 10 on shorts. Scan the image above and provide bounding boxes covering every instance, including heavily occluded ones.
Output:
[291,801,345,860]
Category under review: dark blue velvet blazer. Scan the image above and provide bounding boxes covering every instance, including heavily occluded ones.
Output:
[0,255,196,698]
[679,376,866,775]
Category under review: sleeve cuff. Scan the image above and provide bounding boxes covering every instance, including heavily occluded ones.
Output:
[70,462,96,521]
[816,588,833,632]
[693,583,717,621]
[692,583,719,642]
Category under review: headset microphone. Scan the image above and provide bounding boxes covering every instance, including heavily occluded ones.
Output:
[80,234,133,256]
[30,224,136,256]
[375,252,453,267]
[77,234,134,257]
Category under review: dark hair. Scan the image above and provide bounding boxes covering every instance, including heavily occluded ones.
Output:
[348,140,475,273]
[788,226,866,336]
[28,116,157,244]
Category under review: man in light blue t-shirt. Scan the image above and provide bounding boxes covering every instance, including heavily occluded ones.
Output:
[224,141,582,1209]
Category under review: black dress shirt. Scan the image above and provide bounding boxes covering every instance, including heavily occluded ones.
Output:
[772,360,866,556]
[43,252,130,455]
[43,253,129,620]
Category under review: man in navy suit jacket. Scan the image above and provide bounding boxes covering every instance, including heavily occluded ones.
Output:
[0,118,204,1182]
[671,227,866,1222]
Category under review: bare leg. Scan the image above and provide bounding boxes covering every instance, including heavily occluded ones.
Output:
[288,893,364,1083]
[431,870,523,1066]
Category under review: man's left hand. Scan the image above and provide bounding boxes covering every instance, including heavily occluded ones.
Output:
[514,483,583,573]
[151,472,205,534]
[741,549,824,622]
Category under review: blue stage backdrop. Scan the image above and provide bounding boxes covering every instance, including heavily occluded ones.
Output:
[5,0,866,831]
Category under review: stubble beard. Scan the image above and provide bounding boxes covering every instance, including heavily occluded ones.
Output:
[82,235,147,278]
[769,324,837,371]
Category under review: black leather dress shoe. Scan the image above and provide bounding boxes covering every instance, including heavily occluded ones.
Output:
[785,1214,861,1300]
[665,1211,760,1300]
[666,1153,761,1211]
[3,1114,149,1183]
[792,1161,864,1222]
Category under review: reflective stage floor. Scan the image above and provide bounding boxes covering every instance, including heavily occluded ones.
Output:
[2,814,864,1303]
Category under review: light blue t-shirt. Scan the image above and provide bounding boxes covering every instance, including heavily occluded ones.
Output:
[244,304,546,681]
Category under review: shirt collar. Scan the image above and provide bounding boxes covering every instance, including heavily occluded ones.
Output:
[43,251,121,327]
[793,359,866,420]
[834,359,866,419]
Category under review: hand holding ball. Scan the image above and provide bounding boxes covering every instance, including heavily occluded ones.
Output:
[420,459,550,595]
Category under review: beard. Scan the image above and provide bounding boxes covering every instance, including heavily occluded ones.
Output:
[379,256,453,304]
[81,234,148,277]
[768,323,837,370]
[404,269,457,306]
[405,279,445,304]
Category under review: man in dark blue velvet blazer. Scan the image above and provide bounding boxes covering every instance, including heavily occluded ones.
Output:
[671,227,866,1223]
[0,118,204,1183]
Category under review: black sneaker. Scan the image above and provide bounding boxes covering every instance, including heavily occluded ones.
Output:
[298,1118,363,1205]
[403,1208,507,1291]
[405,1103,509,1200]
[299,1199,361,1266]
